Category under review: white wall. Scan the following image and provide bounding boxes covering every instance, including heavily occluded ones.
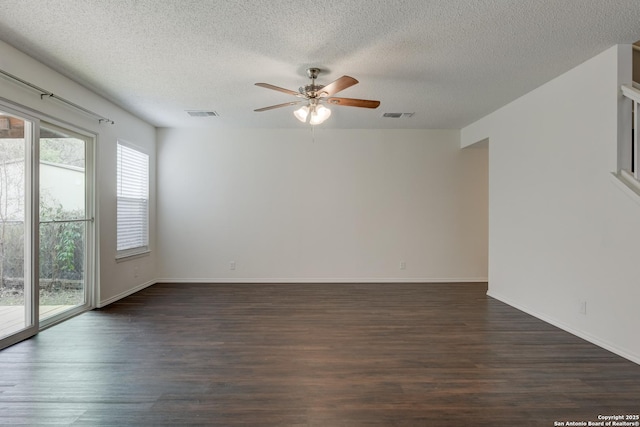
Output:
[157,128,488,282]
[462,45,640,363]
[0,40,157,305]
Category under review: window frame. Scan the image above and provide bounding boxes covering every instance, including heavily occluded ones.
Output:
[116,139,149,260]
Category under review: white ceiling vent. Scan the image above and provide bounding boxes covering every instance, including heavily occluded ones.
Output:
[382,112,414,118]
[186,110,219,117]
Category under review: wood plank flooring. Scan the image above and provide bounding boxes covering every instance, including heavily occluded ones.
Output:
[0,282,639,426]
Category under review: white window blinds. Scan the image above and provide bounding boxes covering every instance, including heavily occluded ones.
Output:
[116,142,149,256]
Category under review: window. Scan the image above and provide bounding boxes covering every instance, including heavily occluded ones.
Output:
[617,43,640,195]
[116,141,149,258]
[619,83,640,194]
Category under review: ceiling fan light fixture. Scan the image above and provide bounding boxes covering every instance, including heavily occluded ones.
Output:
[309,104,331,125]
[293,105,309,122]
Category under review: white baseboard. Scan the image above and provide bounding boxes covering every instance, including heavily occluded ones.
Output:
[487,290,640,366]
[155,277,488,284]
[97,279,156,308]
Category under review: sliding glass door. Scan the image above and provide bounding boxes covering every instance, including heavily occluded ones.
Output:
[0,108,37,346]
[0,108,94,349]
[39,123,93,326]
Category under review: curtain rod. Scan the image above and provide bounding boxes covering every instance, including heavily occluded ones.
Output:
[0,68,115,125]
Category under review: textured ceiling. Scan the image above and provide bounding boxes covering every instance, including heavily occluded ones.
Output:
[0,0,638,129]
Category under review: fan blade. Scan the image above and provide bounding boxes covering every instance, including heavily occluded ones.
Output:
[254,101,302,112]
[318,76,358,97]
[327,97,380,109]
[255,83,301,96]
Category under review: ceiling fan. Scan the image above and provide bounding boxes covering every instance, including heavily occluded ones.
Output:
[254,68,380,125]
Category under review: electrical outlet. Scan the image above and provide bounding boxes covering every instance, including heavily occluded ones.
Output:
[579,300,587,315]
[230,261,236,271]
[400,261,406,270]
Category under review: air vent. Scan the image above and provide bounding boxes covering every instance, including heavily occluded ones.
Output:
[186,110,219,117]
[382,112,414,118]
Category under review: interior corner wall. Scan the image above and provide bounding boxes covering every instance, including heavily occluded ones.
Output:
[156,128,488,283]
[0,40,157,306]
[462,45,640,364]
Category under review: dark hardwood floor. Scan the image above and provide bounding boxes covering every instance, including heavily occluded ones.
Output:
[1,282,639,426]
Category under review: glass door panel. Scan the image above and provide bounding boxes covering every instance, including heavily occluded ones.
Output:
[39,123,91,322]
[0,111,34,342]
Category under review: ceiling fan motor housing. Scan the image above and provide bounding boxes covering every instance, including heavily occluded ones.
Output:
[300,68,324,98]
[300,84,325,98]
